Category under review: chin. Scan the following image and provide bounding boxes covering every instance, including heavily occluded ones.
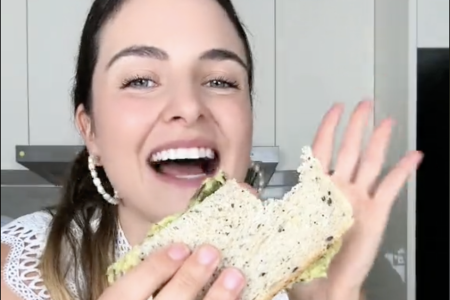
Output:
[152,188,200,217]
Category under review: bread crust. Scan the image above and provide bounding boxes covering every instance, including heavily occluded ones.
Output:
[260,225,351,300]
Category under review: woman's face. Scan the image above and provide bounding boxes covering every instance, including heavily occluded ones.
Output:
[77,0,253,222]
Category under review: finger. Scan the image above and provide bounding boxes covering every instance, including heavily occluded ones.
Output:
[334,100,373,180]
[355,118,394,190]
[312,103,344,173]
[374,151,423,207]
[203,268,246,300]
[155,244,220,300]
[101,244,190,300]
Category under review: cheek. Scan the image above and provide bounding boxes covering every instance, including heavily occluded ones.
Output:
[215,99,253,147]
[93,97,157,157]
[216,99,253,181]
[92,96,161,197]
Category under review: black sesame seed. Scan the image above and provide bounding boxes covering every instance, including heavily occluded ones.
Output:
[292,267,299,273]
[260,272,267,277]
[326,236,334,242]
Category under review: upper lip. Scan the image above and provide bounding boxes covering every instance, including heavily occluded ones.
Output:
[149,139,218,157]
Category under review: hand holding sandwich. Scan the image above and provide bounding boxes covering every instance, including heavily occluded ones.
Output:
[288,101,423,299]
[99,243,245,300]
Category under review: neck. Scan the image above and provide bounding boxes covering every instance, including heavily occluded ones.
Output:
[117,206,153,246]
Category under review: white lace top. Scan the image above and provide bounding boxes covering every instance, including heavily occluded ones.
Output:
[1,212,288,300]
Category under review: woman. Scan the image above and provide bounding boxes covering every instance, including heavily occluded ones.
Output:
[0,0,422,299]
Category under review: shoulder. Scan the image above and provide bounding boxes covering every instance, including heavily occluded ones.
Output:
[1,211,52,261]
[1,211,53,300]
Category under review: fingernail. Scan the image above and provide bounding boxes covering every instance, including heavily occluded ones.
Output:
[197,245,219,265]
[168,244,190,260]
[223,269,244,290]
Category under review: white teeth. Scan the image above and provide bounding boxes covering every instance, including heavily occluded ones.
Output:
[174,174,206,179]
[151,147,215,162]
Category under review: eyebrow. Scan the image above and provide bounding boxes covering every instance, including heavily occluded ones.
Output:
[106,45,248,70]
[199,48,247,70]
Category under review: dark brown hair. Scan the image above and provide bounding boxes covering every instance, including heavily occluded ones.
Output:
[39,1,254,299]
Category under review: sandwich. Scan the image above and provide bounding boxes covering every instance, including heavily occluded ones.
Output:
[106,146,354,300]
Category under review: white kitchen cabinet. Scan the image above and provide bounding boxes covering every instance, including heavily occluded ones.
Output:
[1,0,29,169]
[373,1,417,299]
[233,0,276,146]
[418,0,449,48]
[275,0,375,170]
[27,0,92,145]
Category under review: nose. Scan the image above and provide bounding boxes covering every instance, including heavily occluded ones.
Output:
[162,85,206,126]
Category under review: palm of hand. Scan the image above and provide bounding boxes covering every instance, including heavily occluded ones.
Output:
[309,101,422,291]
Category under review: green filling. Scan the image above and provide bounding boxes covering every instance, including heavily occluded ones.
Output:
[295,239,342,283]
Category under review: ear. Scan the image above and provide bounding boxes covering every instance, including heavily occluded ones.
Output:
[75,104,100,157]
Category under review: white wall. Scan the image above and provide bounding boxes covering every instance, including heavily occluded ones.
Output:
[418,0,449,48]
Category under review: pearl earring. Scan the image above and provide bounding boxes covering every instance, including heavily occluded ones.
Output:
[88,155,120,205]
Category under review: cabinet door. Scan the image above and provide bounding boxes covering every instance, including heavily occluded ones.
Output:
[1,0,28,169]
[418,0,449,48]
[275,0,375,170]
[233,0,276,146]
[27,0,92,145]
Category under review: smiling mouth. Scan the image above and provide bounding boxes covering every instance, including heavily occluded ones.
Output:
[148,147,220,180]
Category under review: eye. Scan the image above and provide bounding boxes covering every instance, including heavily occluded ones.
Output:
[205,78,239,89]
[121,76,157,89]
